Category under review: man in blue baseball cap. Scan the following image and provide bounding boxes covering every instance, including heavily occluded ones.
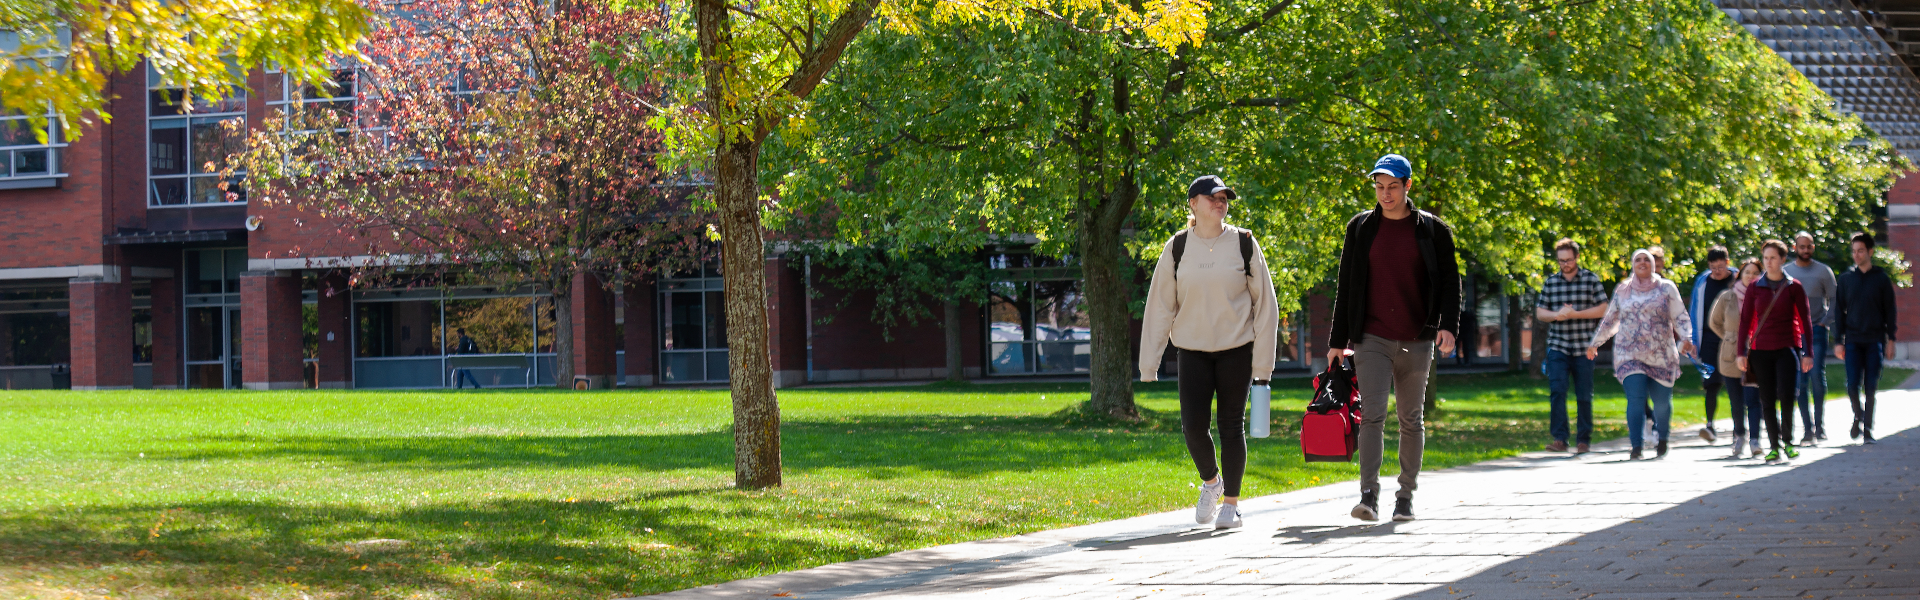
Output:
[1325,153,1461,523]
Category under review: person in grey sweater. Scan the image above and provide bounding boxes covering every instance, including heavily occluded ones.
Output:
[1782,232,1837,444]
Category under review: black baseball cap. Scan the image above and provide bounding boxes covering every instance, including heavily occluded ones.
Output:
[1187,175,1237,200]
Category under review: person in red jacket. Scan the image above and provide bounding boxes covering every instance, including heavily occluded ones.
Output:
[1737,239,1816,464]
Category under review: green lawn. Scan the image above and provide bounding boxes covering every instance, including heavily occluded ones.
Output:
[0,364,1905,599]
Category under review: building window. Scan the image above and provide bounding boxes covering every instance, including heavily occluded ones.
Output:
[265,69,357,134]
[148,65,247,206]
[0,107,65,182]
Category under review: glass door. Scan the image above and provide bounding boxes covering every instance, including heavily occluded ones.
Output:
[658,268,728,383]
[227,306,242,388]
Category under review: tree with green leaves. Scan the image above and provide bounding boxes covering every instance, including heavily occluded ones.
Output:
[776,0,1904,418]
[0,0,369,138]
[655,0,1210,488]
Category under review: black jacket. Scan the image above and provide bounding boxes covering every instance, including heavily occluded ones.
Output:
[1833,265,1897,345]
[1327,205,1461,349]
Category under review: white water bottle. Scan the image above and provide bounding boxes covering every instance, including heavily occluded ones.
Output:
[1249,380,1272,438]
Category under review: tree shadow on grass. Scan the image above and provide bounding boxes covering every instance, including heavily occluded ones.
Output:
[140,406,1627,481]
[143,414,1202,479]
[0,488,949,599]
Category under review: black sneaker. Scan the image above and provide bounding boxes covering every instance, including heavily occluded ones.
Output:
[1851,420,1862,440]
[1630,446,1643,461]
[1656,440,1668,459]
[1392,497,1415,522]
[1864,430,1876,445]
[1351,491,1379,521]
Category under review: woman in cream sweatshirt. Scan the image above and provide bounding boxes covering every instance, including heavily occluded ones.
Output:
[1138,175,1280,530]
[1709,258,1764,458]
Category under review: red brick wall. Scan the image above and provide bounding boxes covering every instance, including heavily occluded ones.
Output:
[316,273,353,388]
[106,70,148,234]
[571,272,616,384]
[1888,171,1920,357]
[240,272,304,388]
[69,277,133,389]
[805,267,980,378]
[767,258,809,383]
[0,114,110,270]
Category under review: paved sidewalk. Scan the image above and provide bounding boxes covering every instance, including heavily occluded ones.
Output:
[647,393,1920,600]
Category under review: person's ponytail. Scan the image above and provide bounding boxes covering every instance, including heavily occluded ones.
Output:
[1187,215,1196,230]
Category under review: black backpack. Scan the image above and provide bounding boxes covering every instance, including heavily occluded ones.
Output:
[1170,229,1254,278]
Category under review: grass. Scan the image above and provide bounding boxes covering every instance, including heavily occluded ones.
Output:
[0,364,1906,599]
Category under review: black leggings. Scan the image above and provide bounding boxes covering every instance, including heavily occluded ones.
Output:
[1701,358,1722,426]
[1749,347,1801,450]
[1179,343,1252,497]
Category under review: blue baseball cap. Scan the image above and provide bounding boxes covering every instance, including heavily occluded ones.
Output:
[1368,154,1411,180]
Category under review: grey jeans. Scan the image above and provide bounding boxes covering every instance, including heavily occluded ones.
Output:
[1354,334,1434,500]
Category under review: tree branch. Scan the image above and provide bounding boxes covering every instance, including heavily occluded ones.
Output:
[727,4,809,59]
[1227,0,1296,36]
[759,0,883,142]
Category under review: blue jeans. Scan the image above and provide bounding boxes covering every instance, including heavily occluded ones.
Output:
[1844,342,1884,433]
[1795,326,1829,435]
[1623,374,1673,449]
[1546,349,1594,444]
[454,368,483,389]
[1724,373,1761,442]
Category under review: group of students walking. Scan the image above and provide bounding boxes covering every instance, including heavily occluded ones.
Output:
[1540,232,1896,465]
[1138,153,1897,531]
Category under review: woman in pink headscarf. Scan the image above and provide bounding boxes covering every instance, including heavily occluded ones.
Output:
[1588,249,1696,460]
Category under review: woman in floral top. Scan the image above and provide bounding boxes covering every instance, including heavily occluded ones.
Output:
[1587,249,1696,460]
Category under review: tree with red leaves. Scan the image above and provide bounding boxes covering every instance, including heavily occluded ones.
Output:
[241,0,705,388]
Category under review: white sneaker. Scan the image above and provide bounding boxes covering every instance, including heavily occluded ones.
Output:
[1195,480,1223,524]
[1643,421,1657,446]
[1731,437,1746,458]
[1214,504,1243,529]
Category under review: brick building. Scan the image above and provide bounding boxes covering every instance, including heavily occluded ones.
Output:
[0,58,1548,391]
[0,65,1178,390]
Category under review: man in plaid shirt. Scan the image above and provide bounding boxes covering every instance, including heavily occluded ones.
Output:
[1536,238,1611,453]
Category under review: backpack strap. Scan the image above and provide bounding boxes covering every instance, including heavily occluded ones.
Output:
[1170,231,1188,278]
[1238,230,1254,277]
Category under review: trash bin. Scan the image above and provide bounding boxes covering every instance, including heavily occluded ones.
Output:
[50,363,71,390]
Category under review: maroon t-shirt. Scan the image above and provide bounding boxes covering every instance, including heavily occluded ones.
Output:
[1364,215,1428,341]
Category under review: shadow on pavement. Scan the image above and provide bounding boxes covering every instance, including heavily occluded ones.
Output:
[1088,529,1240,551]
[1397,429,1920,599]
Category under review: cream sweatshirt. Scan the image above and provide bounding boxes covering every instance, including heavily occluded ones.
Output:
[1138,226,1281,381]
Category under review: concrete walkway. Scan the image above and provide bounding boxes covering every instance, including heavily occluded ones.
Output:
[647,393,1920,600]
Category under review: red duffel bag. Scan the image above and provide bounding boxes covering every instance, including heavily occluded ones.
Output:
[1302,359,1361,462]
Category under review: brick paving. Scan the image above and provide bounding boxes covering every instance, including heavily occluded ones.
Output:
[647,393,1920,600]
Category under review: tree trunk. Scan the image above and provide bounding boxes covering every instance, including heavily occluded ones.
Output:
[552,284,574,388]
[696,0,780,490]
[944,300,965,382]
[1507,294,1523,372]
[1081,183,1140,419]
[716,139,781,489]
